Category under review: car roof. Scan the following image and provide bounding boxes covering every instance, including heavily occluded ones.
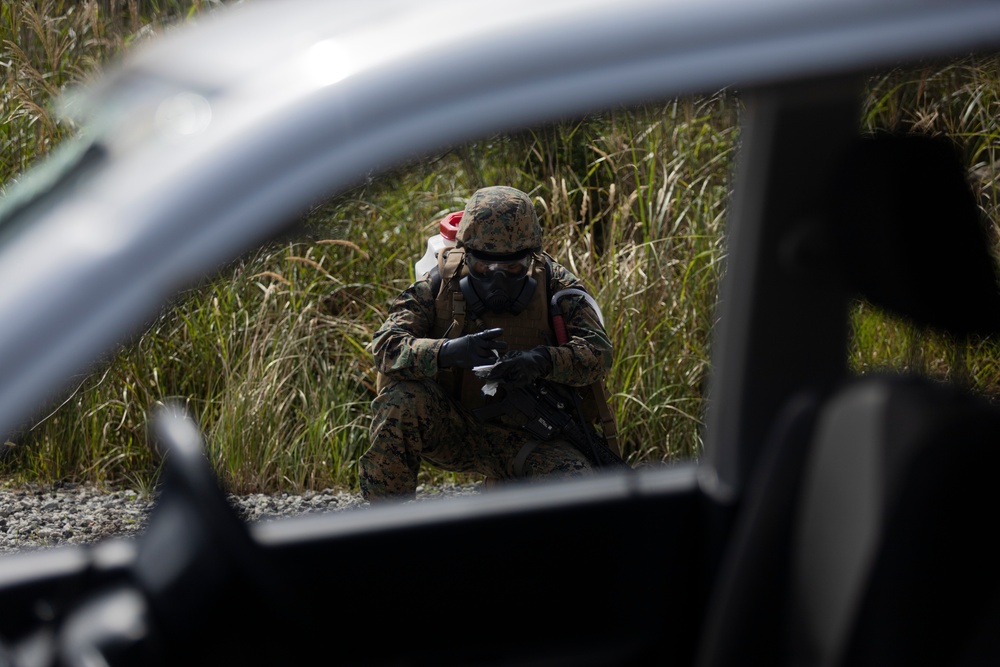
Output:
[94,0,1000,110]
[1,0,1000,438]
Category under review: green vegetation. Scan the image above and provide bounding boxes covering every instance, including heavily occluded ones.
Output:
[2,3,999,494]
[854,59,1000,388]
[1,1,215,181]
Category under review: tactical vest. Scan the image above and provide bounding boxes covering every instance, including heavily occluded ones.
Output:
[431,247,620,453]
[431,247,552,412]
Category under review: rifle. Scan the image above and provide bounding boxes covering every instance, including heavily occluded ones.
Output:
[472,379,628,469]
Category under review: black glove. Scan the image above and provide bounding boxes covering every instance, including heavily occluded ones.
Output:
[486,347,553,387]
[438,328,508,369]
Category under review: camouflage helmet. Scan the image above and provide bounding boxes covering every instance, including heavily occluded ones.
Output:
[457,186,542,254]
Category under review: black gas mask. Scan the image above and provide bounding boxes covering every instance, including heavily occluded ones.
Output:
[460,250,538,316]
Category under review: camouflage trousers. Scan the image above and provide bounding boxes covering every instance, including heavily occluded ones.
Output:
[360,379,593,501]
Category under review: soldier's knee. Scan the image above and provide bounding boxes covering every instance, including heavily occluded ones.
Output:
[373,379,444,416]
[522,440,593,479]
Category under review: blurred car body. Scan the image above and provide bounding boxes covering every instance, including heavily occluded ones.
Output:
[1,0,1000,664]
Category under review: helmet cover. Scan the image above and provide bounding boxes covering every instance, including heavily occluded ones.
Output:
[457,186,542,254]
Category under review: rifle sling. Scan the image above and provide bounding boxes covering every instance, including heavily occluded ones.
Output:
[513,440,541,478]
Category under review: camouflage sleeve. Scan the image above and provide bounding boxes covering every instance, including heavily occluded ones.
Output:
[372,277,445,379]
[544,260,613,387]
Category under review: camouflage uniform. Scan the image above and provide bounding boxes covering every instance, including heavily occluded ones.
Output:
[361,187,613,500]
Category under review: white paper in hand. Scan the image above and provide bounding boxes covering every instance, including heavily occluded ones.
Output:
[475,350,502,395]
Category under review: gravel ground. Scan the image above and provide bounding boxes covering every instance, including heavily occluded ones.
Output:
[0,482,481,554]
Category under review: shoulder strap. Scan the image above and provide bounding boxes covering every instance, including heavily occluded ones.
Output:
[437,247,468,338]
[428,265,442,299]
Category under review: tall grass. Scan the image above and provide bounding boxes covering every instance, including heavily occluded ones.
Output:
[529,99,736,463]
[852,58,1000,390]
[1,1,213,185]
[1,97,738,493]
[2,2,999,494]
